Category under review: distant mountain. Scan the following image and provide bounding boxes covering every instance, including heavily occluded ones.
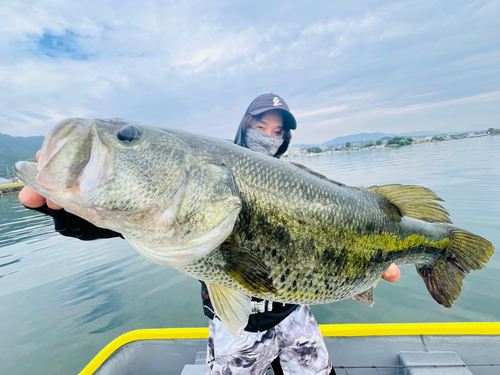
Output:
[323,131,442,146]
[0,133,44,179]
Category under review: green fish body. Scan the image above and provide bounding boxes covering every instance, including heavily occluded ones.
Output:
[16,119,494,335]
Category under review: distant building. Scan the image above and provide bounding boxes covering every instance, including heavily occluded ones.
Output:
[0,177,12,185]
[287,146,307,157]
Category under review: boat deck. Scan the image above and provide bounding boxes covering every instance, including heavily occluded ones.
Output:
[80,323,500,375]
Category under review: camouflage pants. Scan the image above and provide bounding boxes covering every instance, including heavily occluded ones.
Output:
[206,305,332,375]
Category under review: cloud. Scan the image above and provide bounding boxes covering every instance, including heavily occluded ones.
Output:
[0,0,498,144]
[293,91,500,143]
[384,92,500,115]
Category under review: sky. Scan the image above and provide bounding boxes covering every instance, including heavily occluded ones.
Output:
[1,0,499,144]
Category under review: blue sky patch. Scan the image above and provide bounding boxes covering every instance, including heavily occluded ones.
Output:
[36,30,94,60]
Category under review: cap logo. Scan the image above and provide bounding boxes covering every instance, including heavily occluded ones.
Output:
[273,97,283,107]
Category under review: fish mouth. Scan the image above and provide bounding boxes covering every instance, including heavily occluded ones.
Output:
[16,118,113,205]
[15,161,39,192]
[36,118,94,192]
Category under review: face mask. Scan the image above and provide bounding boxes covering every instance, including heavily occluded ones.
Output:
[242,127,285,156]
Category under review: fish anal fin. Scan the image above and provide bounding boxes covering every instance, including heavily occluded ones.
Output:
[417,263,460,308]
[221,244,278,296]
[206,283,251,335]
[365,184,451,224]
[352,285,375,307]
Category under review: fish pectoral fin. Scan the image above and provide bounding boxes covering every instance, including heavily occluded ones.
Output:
[206,283,251,336]
[364,184,451,224]
[220,244,278,296]
[351,285,376,307]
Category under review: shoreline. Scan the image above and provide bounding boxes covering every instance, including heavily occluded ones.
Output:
[287,132,499,157]
[0,184,23,195]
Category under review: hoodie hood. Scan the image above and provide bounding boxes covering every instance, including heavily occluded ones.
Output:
[234,93,295,158]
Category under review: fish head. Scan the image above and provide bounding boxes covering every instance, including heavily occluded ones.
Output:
[16,118,242,267]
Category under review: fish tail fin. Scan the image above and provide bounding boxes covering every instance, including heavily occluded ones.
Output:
[365,184,494,307]
[416,227,494,308]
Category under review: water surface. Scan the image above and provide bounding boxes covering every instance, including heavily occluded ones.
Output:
[0,135,498,374]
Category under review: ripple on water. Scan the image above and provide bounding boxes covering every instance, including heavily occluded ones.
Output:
[0,136,499,375]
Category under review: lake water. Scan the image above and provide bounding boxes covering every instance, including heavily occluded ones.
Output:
[0,136,499,374]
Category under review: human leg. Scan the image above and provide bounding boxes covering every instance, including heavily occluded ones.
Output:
[275,305,332,375]
[205,318,280,375]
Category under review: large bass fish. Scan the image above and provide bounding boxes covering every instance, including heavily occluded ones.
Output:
[16,118,494,335]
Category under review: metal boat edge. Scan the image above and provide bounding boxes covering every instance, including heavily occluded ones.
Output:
[79,322,500,375]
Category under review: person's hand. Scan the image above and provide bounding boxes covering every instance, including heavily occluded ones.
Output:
[18,152,402,283]
[381,263,400,282]
[18,150,62,210]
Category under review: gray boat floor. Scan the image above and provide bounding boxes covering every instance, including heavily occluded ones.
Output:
[93,334,500,375]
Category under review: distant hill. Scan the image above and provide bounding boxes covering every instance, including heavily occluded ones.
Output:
[0,133,44,179]
[323,131,442,146]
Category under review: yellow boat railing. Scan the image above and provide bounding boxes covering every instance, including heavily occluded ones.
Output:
[79,322,500,375]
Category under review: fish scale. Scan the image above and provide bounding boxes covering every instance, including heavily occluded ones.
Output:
[15,118,494,335]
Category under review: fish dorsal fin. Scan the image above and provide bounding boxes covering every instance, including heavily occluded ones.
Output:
[220,244,278,296]
[206,283,251,336]
[364,184,451,224]
[289,162,345,187]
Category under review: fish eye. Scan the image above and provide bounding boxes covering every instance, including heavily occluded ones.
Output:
[117,125,142,143]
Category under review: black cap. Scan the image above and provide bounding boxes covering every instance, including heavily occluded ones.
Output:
[245,93,297,130]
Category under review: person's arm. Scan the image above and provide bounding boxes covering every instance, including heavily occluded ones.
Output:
[20,149,399,278]
[20,183,398,276]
